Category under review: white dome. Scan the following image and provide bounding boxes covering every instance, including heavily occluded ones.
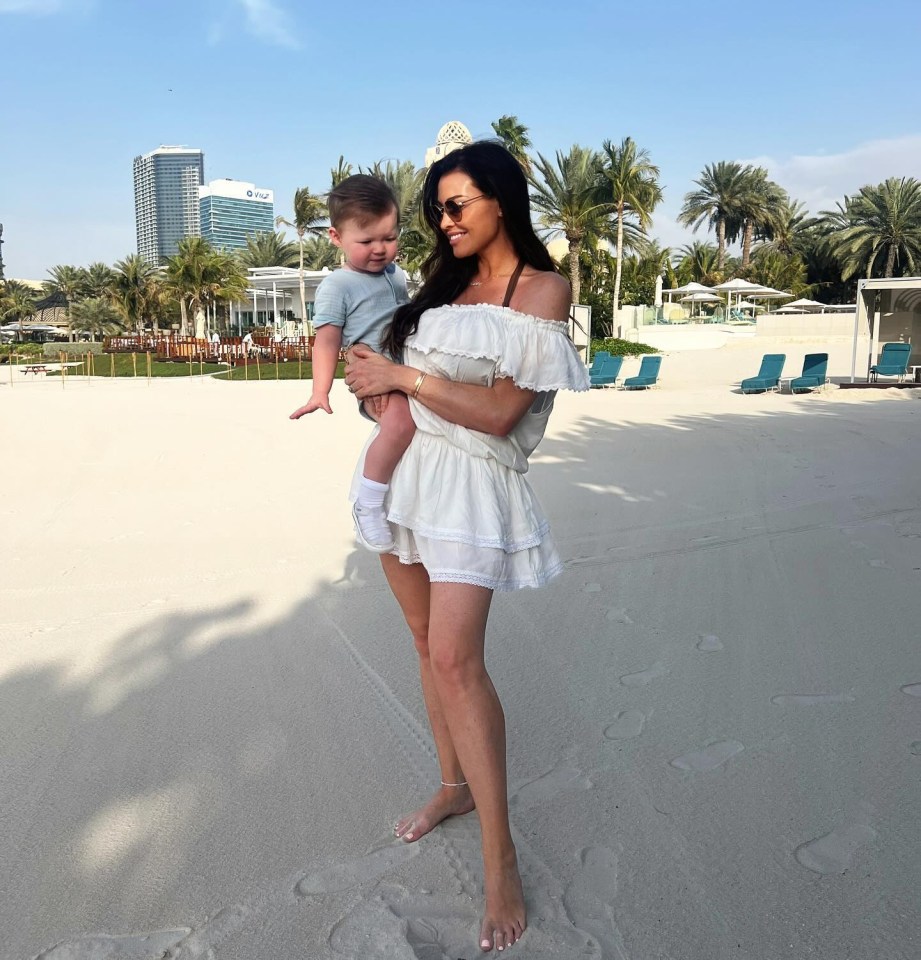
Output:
[436,121,472,145]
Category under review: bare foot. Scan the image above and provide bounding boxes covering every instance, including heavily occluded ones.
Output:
[394,784,475,843]
[479,854,526,953]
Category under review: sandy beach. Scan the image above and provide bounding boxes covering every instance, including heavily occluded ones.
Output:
[2,338,920,960]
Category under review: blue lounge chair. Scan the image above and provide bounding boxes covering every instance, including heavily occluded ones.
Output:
[741,354,785,393]
[590,354,623,388]
[622,355,661,390]
[790,353,828,393]
[870,342,911,382]
[588,350,611,377]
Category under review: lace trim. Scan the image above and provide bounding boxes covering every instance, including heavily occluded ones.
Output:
[425,562,564,592]
[387,511,550,553]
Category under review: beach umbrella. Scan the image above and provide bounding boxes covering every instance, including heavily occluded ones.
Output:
[679,291,721,317]
[664,281,717,303]
[782,297,824,311]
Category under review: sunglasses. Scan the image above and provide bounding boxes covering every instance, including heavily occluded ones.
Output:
[432,194,488,221]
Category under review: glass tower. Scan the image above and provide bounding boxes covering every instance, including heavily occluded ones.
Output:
[199,179,274,251]
[133,146,205,264]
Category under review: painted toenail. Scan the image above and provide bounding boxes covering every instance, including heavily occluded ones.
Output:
[481,939,490,948]
[406,832,414,840]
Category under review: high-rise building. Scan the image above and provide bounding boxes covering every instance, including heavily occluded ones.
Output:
[133,145,205,264]
[199,179,274,251]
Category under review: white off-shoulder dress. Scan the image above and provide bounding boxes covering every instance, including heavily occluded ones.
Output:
[351,303,590,591]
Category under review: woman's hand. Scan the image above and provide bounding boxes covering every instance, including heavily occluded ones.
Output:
[344,344,412,399]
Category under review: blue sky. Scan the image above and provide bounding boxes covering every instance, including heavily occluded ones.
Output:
[3,0,921,278]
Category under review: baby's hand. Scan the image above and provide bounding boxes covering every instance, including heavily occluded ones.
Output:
[290,394,332,419]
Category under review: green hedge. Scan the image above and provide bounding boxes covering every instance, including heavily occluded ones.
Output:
[0,343,44,362]
[43,342,106,358]
[591,337,658,358]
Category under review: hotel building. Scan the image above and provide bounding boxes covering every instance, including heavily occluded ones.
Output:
[133,145,205,264]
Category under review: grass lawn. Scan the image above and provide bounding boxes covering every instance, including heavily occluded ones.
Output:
[43,355,345,381]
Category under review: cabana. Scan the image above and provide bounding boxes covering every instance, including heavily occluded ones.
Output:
[850,277,921,382]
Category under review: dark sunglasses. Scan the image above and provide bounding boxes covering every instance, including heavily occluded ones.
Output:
[432,194,488,221]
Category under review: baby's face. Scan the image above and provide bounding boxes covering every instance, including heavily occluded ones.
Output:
[330,209,400,274]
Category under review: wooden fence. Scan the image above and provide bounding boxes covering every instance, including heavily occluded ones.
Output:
[103,334,319,363]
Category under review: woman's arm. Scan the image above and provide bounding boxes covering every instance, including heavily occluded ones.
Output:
[345,346,535,437]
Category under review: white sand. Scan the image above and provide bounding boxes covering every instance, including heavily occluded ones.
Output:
[2,341,920,959]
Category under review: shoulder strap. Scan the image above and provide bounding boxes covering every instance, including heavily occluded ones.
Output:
[502,260,526,308]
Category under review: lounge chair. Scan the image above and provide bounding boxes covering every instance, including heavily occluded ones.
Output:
[590,354,623,388]
[870,342,911,382]
[622,355,661,390]
[790,353,828,393]
[741,354,785,393]
[588,350,611,377]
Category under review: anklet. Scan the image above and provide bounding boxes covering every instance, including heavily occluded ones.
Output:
[441,779,468,787]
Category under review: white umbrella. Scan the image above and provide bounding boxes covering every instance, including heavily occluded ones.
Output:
[734,300,762,311]
[783,297,824,311]
[679,291,721,318]
[712,278,768,317]
[664,281,717,303]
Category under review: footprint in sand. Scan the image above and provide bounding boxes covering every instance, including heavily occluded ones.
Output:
[620,662,666,686]
[910,742,921,756]
[696,633,724,652]
[603,710,648,740]
[605,607,633,625]
[34,929,190,960]
[670,739,744,772]
[509,755,593,809]
[900,683,921,697]
[794,824,877,875]
[771,693,856,706]
[295,841,418,896]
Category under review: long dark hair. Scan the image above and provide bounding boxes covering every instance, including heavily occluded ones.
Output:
[382,140,555,358]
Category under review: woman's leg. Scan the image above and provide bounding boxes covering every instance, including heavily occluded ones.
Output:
[379,554,475,839]
[426,581,525,953]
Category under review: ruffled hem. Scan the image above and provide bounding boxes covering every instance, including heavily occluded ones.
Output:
[408,304,590,393]
[389,525,564,592]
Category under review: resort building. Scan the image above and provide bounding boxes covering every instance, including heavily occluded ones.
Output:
[133,145,205,264]
[199,179,274,252]
[424,120,472,167]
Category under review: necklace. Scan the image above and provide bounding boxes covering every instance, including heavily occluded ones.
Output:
[469,273,513,287]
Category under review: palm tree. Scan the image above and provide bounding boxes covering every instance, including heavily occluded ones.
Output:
[530,145,608,305]
[730,167,787,271]
[491,115,532,174]
[0,280,37,341]
[69,297,124,341]
[601,137,663,315]
[679,161,748,270]
[110,254,159,333]
[675,242,723,286]
[238,231,300,269]
[745,247,810,296]
[821,177,921,279]
[44,264,84,341]
[330,156,353,189]
[759,198,816,257]
[301,235,339,270]
[276,187,327,325]
[81,262,116,300]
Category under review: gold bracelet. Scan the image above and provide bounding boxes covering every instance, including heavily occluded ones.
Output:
[411,372,427,399]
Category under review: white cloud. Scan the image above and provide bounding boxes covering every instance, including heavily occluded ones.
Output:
[235,0,300,49]
[742,134,921,215]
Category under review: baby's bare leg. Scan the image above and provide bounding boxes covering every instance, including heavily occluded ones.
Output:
[363,391,416,484]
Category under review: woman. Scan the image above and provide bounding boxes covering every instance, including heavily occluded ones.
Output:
[344,141,589,953]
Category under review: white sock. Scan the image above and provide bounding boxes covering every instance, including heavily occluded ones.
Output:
[358,476,388,509]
